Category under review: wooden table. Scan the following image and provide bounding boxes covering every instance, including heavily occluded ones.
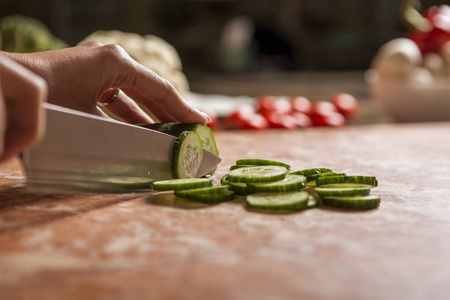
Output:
[1,122,450,300]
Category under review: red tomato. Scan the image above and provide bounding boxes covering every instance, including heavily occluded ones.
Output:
[242,113,269,130]
[223,105,256,130]
[257,96,291,114]
[329,93,359,119]
[290,96,313,117]
[291,112,312,128]
[265,111,298,130]
[312,111,346,127]
[312,101,337,115]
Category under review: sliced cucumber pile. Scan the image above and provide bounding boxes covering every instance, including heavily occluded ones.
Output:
[149,158,380,212]
[141,122,219,176]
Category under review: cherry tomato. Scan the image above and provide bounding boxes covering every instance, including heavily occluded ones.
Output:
[290,96,313,117]
[291,112,312,128]
[312,111,346,127]
[242,113,269,130]
[329,93,359,119]
[264,111,298,130]
[223,105,256,130]
[312,101,337,115]
[257,96,291,114]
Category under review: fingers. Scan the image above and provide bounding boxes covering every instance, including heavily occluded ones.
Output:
[98,88,154,124]
[0,56,47,162]
[128,65,211,124]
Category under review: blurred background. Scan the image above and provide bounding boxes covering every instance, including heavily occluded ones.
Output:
[1,0,449,125]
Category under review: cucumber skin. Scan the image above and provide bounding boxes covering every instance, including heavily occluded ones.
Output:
[316,175,378,188]
[321,195,380,210]
[246,191,310,212]
[227,166,288,183]
[236,159,291,170]
[172,131,203,179]
[247,175,306,193]
[174,186,235,203]
[221,175,252,196]
[315,187,371,198]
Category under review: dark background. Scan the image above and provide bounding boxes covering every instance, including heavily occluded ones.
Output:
[0,0,448,74]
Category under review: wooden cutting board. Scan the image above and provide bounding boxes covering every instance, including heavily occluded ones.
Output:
[1,122,450,300]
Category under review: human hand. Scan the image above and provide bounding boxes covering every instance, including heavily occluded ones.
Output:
[2,42,210,124]
[0,55,47,163]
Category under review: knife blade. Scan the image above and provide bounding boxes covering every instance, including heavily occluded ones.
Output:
[22,103,221,192]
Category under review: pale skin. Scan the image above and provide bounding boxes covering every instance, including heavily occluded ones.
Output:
[0,42,210,163]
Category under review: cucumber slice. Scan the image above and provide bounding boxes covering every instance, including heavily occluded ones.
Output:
[227,165,288,183]
[230,165,255,171]
[142,122,219,175]
[307,195,319,208]
[221,175,252,196]
[321,194,380,210]
[174,186,235,203]
[236,159,291,170]
[172,131,203,179]
[246,191,310,212]
[290,168,332,181]
[153,178,213,191]
[315,187,371,197]
[316,175,378,188]
[247,174,306,193]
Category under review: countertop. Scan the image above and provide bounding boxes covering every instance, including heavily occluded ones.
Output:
[1,122,450,300]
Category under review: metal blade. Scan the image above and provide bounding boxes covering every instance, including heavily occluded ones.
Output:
[22,103,220,192]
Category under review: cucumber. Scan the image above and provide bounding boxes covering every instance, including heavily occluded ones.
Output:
[221,175,252,196]
[174,186,235,203]
[229,165,255,171]
[172,131,203,179]
[142,122,219,175]
[153,178,213,191]
[315,187,371,198]
[321,194,380,210]
[290,168,333,181]
[236,159,291,170]
[316,175,378,188]
[227,165,288,183]
[246,191,310,212]
[307,195,319,208]
[247,174,306,193]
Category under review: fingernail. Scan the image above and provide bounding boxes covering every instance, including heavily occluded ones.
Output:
[201,112,212,124]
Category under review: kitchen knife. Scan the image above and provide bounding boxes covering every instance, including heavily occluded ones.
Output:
[22,103,221,192]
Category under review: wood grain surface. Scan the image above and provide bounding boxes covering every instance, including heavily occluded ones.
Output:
[1,122,450,300]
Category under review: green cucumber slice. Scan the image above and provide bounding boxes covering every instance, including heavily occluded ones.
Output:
[247,174,306,193]
[174,186,235,203]
[221,175,252,196]
[315,187,371,197]
[316,175,378,188]
[172,131,203,179]
[230,165,255,171]
[290,168,333,181]
[321,194,380,210]
[153,178,213,191]
[142,122,219,175]
[227,165,288,183]
[246,191,310,212]
[236,159,291,170]
[307,195,319,208]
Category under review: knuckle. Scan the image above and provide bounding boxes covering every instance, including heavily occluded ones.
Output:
[100,44,128,60]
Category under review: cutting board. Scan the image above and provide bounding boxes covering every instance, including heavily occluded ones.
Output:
[1,122,450,300]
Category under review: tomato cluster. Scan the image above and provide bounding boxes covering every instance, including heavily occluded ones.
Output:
[406,4,450,54]
[209,93,358,130]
